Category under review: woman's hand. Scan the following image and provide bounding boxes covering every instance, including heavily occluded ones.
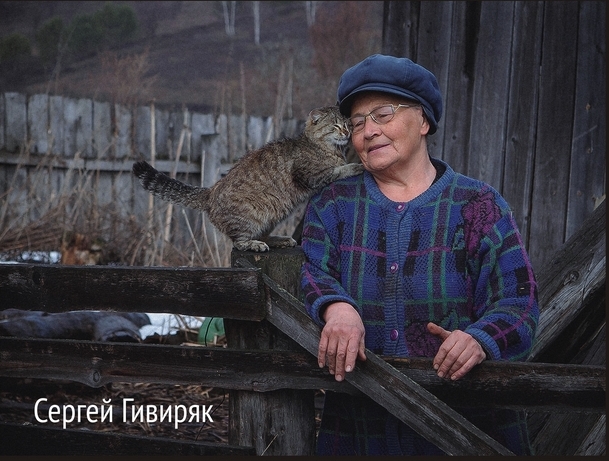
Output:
[427,322,486,380]
[319,302,366,381]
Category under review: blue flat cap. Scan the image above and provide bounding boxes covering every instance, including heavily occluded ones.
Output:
[337,54,443,134]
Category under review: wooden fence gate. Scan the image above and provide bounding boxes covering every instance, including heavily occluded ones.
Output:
[0,200,605,455]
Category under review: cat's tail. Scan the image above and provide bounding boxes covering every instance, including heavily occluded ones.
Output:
[132,161,211,211]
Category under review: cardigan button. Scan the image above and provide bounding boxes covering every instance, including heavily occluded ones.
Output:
[396,203,405,212]
[390,329,399,341]
[390,262,398,273]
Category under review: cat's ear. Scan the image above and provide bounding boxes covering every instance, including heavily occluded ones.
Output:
[308,108,324,124]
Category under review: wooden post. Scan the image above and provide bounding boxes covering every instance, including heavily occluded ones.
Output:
[226,248,316,456]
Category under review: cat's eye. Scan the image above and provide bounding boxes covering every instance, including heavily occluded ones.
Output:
[348,103,419,133]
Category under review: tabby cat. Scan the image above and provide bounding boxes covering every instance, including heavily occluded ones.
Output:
[132,106,363,252]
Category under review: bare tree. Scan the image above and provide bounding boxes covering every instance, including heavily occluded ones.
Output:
[222,1,236,36]
[305,1,317,26]
[253,1,260,45]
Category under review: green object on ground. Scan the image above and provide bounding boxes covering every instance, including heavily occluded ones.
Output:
[198,317,225,344]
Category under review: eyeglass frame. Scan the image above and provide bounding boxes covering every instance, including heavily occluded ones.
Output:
[348,103,421,133]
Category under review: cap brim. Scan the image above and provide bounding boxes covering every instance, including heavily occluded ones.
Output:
[339,84,437,134]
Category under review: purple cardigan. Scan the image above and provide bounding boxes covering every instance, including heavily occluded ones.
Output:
[300,158,539,455]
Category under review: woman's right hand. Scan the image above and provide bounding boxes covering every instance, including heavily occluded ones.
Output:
[318,302,367,381]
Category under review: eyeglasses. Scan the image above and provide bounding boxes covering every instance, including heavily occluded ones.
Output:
[348,103,420,133]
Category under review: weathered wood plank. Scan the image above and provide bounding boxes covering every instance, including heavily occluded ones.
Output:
[0,422,255,456]
[93,100,112,158]
[0,337,603,412]
[527,1,580,269]
[27,94,49,154]
[574,414,606,456]
[235,258,515,456]
[467,1,514,189]
[501,1,544,243]
[566,0,607,239]
[227,249,316,456]
[528,199,605,361]
[48,95,64,155]
[63,97,93,159]
[0,264,265,320]
[0,151,198,174]
[435,1,472,172]
[416,1,453,155]
[114,103,132,159]
[0,93,5,150]
[4,92,26,152]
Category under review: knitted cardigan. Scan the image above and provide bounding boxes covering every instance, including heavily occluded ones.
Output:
[300,158,539,455]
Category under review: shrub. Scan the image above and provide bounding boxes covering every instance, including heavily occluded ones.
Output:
[66,3,138,56]
[0,33,31,62]
[35,16,66,66]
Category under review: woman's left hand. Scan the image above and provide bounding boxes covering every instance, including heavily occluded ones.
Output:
[427,322,486,380]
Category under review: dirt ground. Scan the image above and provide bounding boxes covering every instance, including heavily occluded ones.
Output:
[1,375,230,445]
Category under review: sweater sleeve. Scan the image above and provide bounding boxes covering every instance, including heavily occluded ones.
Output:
[300,194,359,326]
[464,211,539,361]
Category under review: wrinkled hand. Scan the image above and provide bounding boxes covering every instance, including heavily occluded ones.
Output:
[427,322,486,381]
[318,302,366,381]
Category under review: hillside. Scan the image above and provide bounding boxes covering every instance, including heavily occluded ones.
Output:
[0,1,383,119]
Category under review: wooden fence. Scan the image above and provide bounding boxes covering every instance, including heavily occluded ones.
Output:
[0,91,305,265]
[0,198,605,455]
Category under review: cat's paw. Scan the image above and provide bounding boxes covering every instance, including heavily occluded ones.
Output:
[342,163,365,177]
[233,240,270,252]
[265,236,298,248]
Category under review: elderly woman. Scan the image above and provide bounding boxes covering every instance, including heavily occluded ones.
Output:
[300,54,539,455]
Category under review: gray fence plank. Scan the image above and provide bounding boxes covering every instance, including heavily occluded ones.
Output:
[49,95,64,155]
[27,94,49,155]
[63,97,93,159]
[4,92,26,153]
[190,111,215,163]
[114,103,132,159]
[135,105,152,160]
[93,100,112,159]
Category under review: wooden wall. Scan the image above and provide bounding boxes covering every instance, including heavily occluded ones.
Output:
[383,1,606,269]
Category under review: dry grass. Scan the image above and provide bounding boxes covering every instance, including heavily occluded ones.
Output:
[0,140,304,268]
[0,143,219,267]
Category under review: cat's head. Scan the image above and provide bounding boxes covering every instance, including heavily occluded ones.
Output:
[306,106,351,148]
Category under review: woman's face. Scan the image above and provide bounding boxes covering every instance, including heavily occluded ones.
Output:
[350,92,430,176]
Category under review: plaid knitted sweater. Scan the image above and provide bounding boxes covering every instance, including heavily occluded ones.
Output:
[300,158,539,455]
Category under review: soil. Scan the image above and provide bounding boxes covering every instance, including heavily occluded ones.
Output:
[0,378,231,445]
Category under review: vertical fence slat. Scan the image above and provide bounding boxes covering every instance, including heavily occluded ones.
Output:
[93,100,112,159]
[114,103,132,160]
[135,105,151,161]
[190,112,215,164]
[27,94,49,155]
[49,95,64,156]
[4,92,26,153]
[227,249,316,456]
